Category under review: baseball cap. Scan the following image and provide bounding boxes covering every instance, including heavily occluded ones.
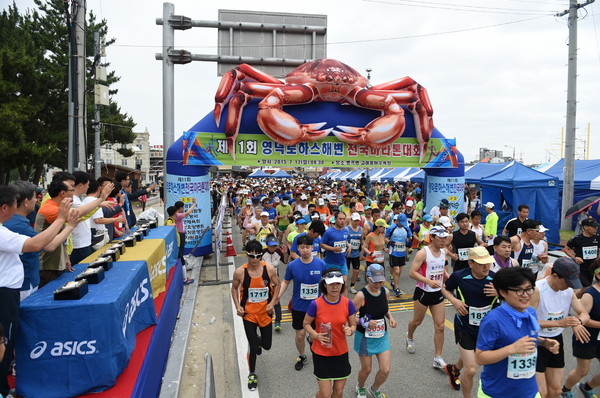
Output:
[438,216,452,228]
[245,199,252,205]
[351,213,361,221]
[296,218,307,225]
[430,226,450,238]
[318,198,325,206]
[552,257,583,289]
[366,263,386,283]
[538,225,549,233]
[311,213,320,219]
[582,218,599,228]
[423,214,433,222]
[468,247,494,264]
[323,270,344,284]
[405,200,414,207]
[300,195,308,200]
[395,213,409,227]
[266,236,278,247]
[439,202,449,209]
[484,202,495,209]
[260,211,269,217]
[375,219,389,228]
[355,203,364,211]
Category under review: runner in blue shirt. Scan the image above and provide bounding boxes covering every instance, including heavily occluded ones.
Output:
[278,235,327,371]
[386,213,412,296]
[321,212,350,283]
[475,267,559,398]
[290,220,325,261]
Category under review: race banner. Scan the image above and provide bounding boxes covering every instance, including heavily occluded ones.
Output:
[425,175,466,217]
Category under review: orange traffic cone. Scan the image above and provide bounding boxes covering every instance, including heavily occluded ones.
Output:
[225,232,237,256]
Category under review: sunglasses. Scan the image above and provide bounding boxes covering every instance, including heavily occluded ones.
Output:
[323,271,343,279]
[247,253,263,259]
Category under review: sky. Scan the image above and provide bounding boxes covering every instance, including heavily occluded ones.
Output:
[8,0,600,165]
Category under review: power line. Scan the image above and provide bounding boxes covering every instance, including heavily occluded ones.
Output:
[361,0,558,16]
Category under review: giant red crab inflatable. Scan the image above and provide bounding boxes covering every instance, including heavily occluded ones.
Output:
[214,59,434,161]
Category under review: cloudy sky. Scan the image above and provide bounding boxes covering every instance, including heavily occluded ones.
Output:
[10,0,600,164]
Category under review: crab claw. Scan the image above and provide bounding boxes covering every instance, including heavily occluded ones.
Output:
[333,113,405,148]
[257,108,330,146]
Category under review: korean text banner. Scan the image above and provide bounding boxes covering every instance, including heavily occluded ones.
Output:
[425,175,466,217]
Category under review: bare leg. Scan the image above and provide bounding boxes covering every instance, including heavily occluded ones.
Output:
[357,355,373,388]
[564,358,592,389]
[295,329,306,356]
[407,300,428,339]
[372,350,391,391]
[458,347,477,398]
[429,301,446,357]
[331,379,347,398]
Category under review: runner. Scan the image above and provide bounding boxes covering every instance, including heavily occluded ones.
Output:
[231,240,281,391]
[491,236,519,273]
[386,213,412,296]
[531,224,550,278]
[510,219,538,270]
[290,220,326,261]
[353,264,397,398]
[364,219,389,275]
[418,214,433,248]
[347,213,364,294]
[253,211,277,250]
[475,267,560,398]
[502,204,530,237]
[275,196,292,244]
[406,225,449,370]
[483,202,498,244]
[321,212,350,284]
[449,213,485,272]
[469,210,488,243]
[531,257,590,398]
[303,270,357,398]
[441,247,499,397]
[561,259,600,398]
[262,234,285,332]
[563,218,600,296]
[277,235,327,371]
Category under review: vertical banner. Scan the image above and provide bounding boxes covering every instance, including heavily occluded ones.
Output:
[166,173,212,255]
[425,175,466,218]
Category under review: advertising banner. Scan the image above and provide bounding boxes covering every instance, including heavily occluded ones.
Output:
[426,175,466,218]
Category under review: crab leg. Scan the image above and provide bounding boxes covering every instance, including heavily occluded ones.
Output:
[257,84,331,146]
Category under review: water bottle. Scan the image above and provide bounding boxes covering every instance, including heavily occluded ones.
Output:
[320,322,332,348]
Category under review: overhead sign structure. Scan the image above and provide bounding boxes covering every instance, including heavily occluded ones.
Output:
[182,58,459,169]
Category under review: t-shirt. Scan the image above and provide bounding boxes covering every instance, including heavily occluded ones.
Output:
[175,212,185,233]
[284,257,327,312]
[0,225,29,289]
[386,224,410,257]
[36,200,67,272]
[567,233,600,270]
[307,296,356,356]
[71,195,94,249]
[275,204,292,227]
[484,212,499,239]
[444,268,497,335]
[504,218,526,237]
[321,227,349,266]
[476,303,540,398]
[3,215,39,291]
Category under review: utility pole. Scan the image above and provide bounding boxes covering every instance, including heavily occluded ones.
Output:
[558,0,595,231]
[93,32,102,179]
[75,0,87,171]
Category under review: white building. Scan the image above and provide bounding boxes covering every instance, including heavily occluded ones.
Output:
[100,129,151,181]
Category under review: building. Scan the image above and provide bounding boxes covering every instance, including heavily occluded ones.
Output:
[149,145,164,179]
[479,148,504,162]
[100,129,151,181]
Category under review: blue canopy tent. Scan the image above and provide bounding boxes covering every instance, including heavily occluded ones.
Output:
[394,167,420,182]
[465,162,509,184]
[407,169,425,183]
[335,171,352,181]
[271,169,292,178]
[248,169,271,178]
[380,168,409,182]
[344,169,366,181]
[369,168,388,180]
[480,162,560,245]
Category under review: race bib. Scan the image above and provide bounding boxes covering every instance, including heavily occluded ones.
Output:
[583,246,598,260]
[334,241,347,252]
[544,310,565,333]
[516,227,523,236]
[349,239,361,250]
[507,351,537,379]
[393,241,406,252]
[521,259,533,268]
[320,214,327,221]
[458,248,469,261]
[300,283,319,300]
[430,269,444,283]
[247,287,269,303]
[468,305,491,326]
[259,235,267,246]
[373,250,384,263]
[365,318,385,339]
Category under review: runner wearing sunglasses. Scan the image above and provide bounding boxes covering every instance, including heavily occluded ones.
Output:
[231,240,281,391]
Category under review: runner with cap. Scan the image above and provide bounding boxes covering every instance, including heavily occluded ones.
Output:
[386,213,412,296]
[449,213,485,272]
[347,212,365,294]
[483,202,498,244]
[296,194,310,216]
[231,240,281,391]
[418,214,434,248]
[475,267,559,398]
[406,225,450,370]
[263,234,286,332]
[276,196,292,244]
[277,235,327,371]
[564,218,600,296]
[510,219,538,270]
[441,247,499,396]
[531,257,590,398]
[531,224,550,278]
[316,197,332,225]
[253,210,277,250]
[364,219,389,271]
[321,212,350,285]
[303,270,357,398]
[352,264,397,398]
[561,258,600,398]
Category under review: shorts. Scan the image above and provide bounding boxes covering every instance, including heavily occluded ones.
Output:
[573,339,600,360]
[278,225,288,232]
[312,351,351,380]
[413,286,444,307]
[455,328,478,351]
[292,309,307,331]
[389,255,406,267]
[536,334,564,372]
[353,330,391,356]
[325,262,348,276]
[579,265,594,287]
[347,256,360,270]
[478,380,541,398]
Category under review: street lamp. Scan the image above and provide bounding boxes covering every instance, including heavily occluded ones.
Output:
[504,145,516,161]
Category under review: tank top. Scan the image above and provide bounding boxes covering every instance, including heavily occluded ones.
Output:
[240,262,273,327]
[513,236,534,268]
[347,226,363,258]
[297,203,309,216]
[536,277,573,337]
[366,233,386,263]
[416,246,446,292]
[530,240,546,273]
[580,286,600,341]
[470,224,484,240]
[256,223,273,248]
[357,286,388,336]
[452,230,477,271]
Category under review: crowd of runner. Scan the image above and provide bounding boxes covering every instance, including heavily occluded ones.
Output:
[224,175,600,398]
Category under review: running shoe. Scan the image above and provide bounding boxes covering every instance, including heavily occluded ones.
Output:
[356,276,361,282]
[256,336,262,356]
[248,373,258,391]
[183,278,195,285]
[274,322,281,332]
[444,364,461,390]
[405,333,415,354]
[577,382,598,398]
[368,386,386,398]
[389,276,395,291]
[559,391,574,398]
[394,288,402,297]
[356,384,367,398]
[295,355,308,371]
[349,285,358,294]
[433,356,447,370]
